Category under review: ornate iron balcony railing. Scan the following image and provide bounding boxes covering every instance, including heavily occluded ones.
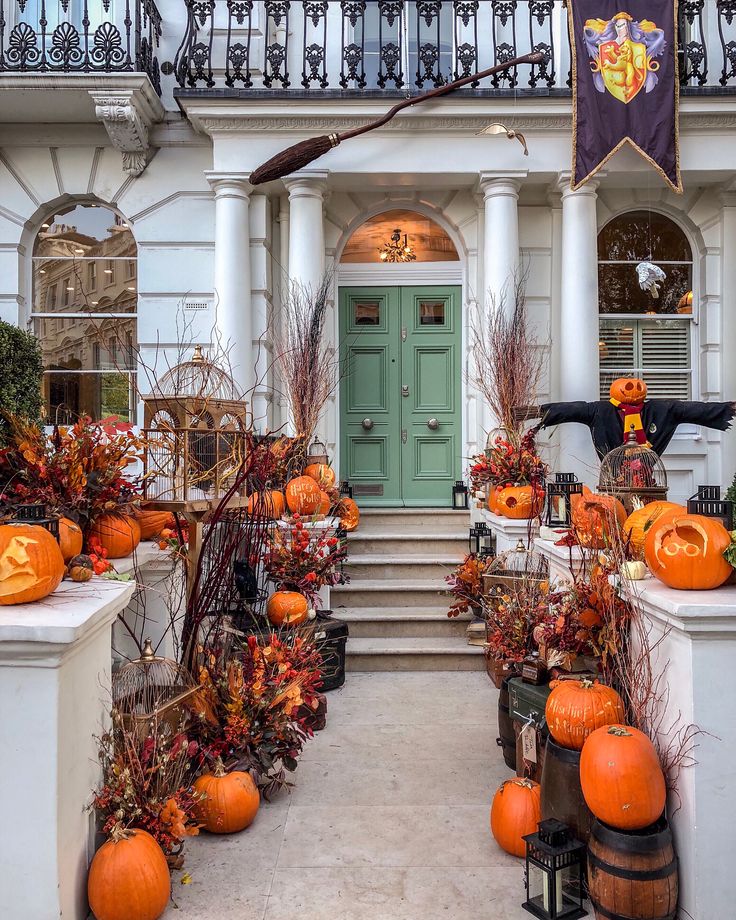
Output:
[0,0,162,92]
[169,0,736,94]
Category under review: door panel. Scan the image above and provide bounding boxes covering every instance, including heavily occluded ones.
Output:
[339,285,461,506]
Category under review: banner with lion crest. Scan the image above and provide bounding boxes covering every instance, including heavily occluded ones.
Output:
[568,0,682,192]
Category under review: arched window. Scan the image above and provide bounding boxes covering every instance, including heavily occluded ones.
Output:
[340,209,459,263]
[31,203,137,424]
[598,210,692,399]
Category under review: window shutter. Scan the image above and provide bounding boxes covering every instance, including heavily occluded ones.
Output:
[640,320,690,399]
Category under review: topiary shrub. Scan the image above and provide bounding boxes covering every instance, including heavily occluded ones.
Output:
[0,321,43,440]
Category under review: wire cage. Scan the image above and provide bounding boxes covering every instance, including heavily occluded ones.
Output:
[142,346,249,506]
[112,639,199,741]
[482,539,549,606]
[598,432,668,514]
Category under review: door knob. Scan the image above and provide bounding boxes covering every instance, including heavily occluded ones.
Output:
[362,418,374,430]
[427,418,439,430]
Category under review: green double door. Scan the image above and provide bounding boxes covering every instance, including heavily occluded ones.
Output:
[339,286,462,506]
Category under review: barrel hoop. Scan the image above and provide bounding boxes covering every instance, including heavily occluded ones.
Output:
[590,897,677,920]
[588,850,678,881]
[591,818,671,853]
[546,736,582,764]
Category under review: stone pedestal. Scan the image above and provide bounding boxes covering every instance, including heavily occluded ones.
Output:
[618,577,736,919]
[480,508,538,554]
[534,537,586,585]
[0,578,135,920]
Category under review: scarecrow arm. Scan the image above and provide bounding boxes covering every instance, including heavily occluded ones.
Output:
[672,400,736,431]
[538,401,596,429]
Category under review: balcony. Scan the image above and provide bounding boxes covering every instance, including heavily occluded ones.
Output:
[170,0,736,98]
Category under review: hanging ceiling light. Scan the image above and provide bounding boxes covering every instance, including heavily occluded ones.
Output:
[379,228,416,263]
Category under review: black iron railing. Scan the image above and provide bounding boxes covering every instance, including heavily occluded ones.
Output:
[170,0,736,94]
[0,0,163,92]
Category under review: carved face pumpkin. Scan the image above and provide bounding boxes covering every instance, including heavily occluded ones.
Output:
[644,512,733,590]
[0,523,65,605]
[609,377,647,404]
[496,485,545,520]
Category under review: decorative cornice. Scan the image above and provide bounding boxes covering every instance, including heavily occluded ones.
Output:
[90,89,162,177]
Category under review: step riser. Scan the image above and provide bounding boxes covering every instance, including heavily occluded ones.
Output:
[348,536,468,556]
[346,652,486,672]
[345,618,470,639]
[332,588,449,609]
[344,562,455,581]
[358,512,470,535]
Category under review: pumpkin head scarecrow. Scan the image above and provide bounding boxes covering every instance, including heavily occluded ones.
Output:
[530,376,735,459]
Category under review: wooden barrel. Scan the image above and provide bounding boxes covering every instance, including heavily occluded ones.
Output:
[588,818,678,920]
[497,677,517,770]
[540,736,593,843]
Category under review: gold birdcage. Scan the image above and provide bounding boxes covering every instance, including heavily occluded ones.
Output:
[598,429,668,514]
[112,639,199,741]
[142,346,249,508]
[482,539,549,606]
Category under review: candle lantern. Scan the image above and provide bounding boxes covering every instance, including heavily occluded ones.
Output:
[307,437,329,466]
[522,819,587,920]
[452,481,469,510]
[687,485,734,530]
[469,522,496,558]
[12,503,60,542]
[546,474,583,528]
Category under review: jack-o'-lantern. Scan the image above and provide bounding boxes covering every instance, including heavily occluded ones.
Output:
[571,487,626,549]
[609,377,647,405]
[304,463,336,490]
[622,501,684,557]
[644,512,733,590]
[0,523,65,605]
[337,497,360,532]
[285,476,322,516]
[496,484,545,520]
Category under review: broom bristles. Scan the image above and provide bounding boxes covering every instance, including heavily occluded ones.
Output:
[250,135,337,185]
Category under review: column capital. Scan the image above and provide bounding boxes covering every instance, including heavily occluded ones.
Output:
[283,170,329,198]
[478,170,527,197]
[205,171,252,198]
[557,171,603,198]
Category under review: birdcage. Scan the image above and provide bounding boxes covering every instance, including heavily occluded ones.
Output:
[598,430,668,514]
[482,539,549,607]
[142,346,249,508]
[112,639,199,741]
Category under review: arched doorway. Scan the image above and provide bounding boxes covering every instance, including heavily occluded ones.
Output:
[30,202,137,424]
[338,210,462,507]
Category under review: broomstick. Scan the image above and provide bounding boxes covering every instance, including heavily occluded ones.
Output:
[250,52,544,185]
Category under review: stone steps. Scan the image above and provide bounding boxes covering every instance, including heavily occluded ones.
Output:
[332,580,449,609]
[337,607,471,639]
[347,532,469,557]
[357,508,470,536]
[346,637,485,672]
[343,556,460,581]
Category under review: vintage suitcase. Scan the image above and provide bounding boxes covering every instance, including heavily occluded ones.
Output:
[508,676,551,725]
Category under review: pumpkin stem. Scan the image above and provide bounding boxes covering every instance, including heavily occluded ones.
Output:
[213,757,227,778]
[607,725,632,737]
[579,678,596,689]
[109,822,133,843]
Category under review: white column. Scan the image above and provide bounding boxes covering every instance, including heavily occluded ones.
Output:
[207,172,252,396]
[721,190,736,484]
[283,171,327,293]
[479,172,524,311]
[558,175,600,483]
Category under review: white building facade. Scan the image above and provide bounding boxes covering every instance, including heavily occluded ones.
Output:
[1,0,736,505]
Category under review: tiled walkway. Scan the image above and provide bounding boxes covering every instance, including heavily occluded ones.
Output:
[170,671,530,920]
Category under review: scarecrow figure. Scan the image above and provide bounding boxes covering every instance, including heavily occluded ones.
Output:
[526,377,735,459]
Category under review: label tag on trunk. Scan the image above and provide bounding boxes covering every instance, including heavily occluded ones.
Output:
[521,722,537,764]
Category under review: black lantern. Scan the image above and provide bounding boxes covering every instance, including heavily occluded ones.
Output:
[687,485,734,530]
[523,820,587,919]
[339,480,354,499]
[546,474,583,528]
[469,522,496,558]
[452,481,469,509]
[12,503,60,542]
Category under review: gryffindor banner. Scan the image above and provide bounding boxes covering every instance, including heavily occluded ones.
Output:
[568,0,682,192]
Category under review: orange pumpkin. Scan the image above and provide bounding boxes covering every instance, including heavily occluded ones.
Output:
[580,724,666,831]
[622,501,684,557]
[644,512,733,590]
[247,490,286,520]
[609,377,647,404]
[193,761,260,834]
[0,523,65,605]
[496,484,545,520]
[490,778,541,857]
[267,590,309,627]
[135,509,174,540]
[317,490,332,515]
[571,487,626,549]
[545,679,625,751]
[87,825,170,920]
[304,463,336,490]
[58,517,83,562]
[487,484,504,515]
[285,476,322,515]
[337,497,360,532]
[88,513,141,559]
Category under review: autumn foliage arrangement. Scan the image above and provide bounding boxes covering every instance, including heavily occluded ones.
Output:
[445,553,493,617]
